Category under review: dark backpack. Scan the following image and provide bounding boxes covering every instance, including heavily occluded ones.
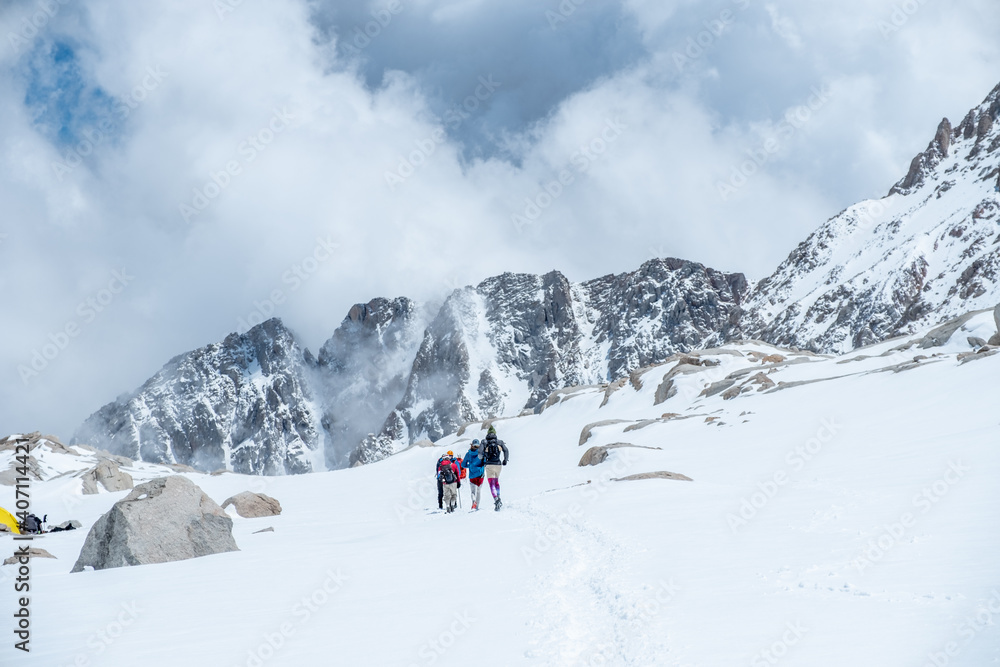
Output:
[21,514,43,534]
[438,461,456,484]
[484,440,501,461]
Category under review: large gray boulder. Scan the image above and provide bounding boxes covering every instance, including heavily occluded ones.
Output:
[221,491,282,518]
[71,476,238,572]
[80,460,134,494]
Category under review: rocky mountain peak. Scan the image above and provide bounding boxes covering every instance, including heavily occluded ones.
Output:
[746,80,1000,353]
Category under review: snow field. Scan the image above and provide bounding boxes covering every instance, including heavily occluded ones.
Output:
[1,312,999,665]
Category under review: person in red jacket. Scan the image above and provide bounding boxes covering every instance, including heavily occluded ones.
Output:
[437,454,461,513]
[436,450,461,509]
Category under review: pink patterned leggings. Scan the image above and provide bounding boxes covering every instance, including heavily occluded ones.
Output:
[488,478,501,499]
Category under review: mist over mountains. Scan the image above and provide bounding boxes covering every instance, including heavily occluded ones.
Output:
[73,81,1000,474]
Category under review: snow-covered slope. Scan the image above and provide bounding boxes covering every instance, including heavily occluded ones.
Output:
[747,82,1000,352]
[5,309,999,665]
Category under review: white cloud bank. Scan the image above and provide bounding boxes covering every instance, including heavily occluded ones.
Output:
[0,0,997,436]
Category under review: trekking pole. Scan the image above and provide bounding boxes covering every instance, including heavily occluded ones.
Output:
[458,488,462,510]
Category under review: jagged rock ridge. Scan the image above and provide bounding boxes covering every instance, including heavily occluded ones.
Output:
[74,319,324,475]
[745,81,1000,352]
[354,258,746,464]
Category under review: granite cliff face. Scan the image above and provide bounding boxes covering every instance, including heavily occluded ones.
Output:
[74,318,323,475]
[353,259,747,464]
[315,297,425,467]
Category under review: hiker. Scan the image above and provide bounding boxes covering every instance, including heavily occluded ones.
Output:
[19,513,45,534]
[480,426,509,511]
[461,440,486,510]
[438,455,461,513]
[435,450,461,510]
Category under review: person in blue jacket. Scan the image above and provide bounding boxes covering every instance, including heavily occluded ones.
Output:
[462,440,486,510]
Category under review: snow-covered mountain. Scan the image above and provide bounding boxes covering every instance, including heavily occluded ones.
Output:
[315,297,427,467]
[745,82,1000,352]
[74,81,1000,473]
[75,259,745,471]
[74,318,326,475]
[354,259,746,464]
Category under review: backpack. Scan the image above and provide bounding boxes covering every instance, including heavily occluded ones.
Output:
[484,440,501,461]
[21,514,43,534]
[438,460,456,484]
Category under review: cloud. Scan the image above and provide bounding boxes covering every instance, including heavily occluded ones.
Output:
[0,0,998,439]
[765,3,802,50]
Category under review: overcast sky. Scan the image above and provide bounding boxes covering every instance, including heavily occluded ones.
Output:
[1,0,998,438]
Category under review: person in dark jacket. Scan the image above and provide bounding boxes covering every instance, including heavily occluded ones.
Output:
[462,440,486,510]
[480,426,509,510]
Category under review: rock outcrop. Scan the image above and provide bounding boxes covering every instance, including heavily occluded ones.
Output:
[71,476,238,572]
[613,471,693,482]
[80,459,133,494]
[221,491,282,518]
[3,548,56,566]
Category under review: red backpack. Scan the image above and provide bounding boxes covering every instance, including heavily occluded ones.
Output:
[438,459,457,484]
